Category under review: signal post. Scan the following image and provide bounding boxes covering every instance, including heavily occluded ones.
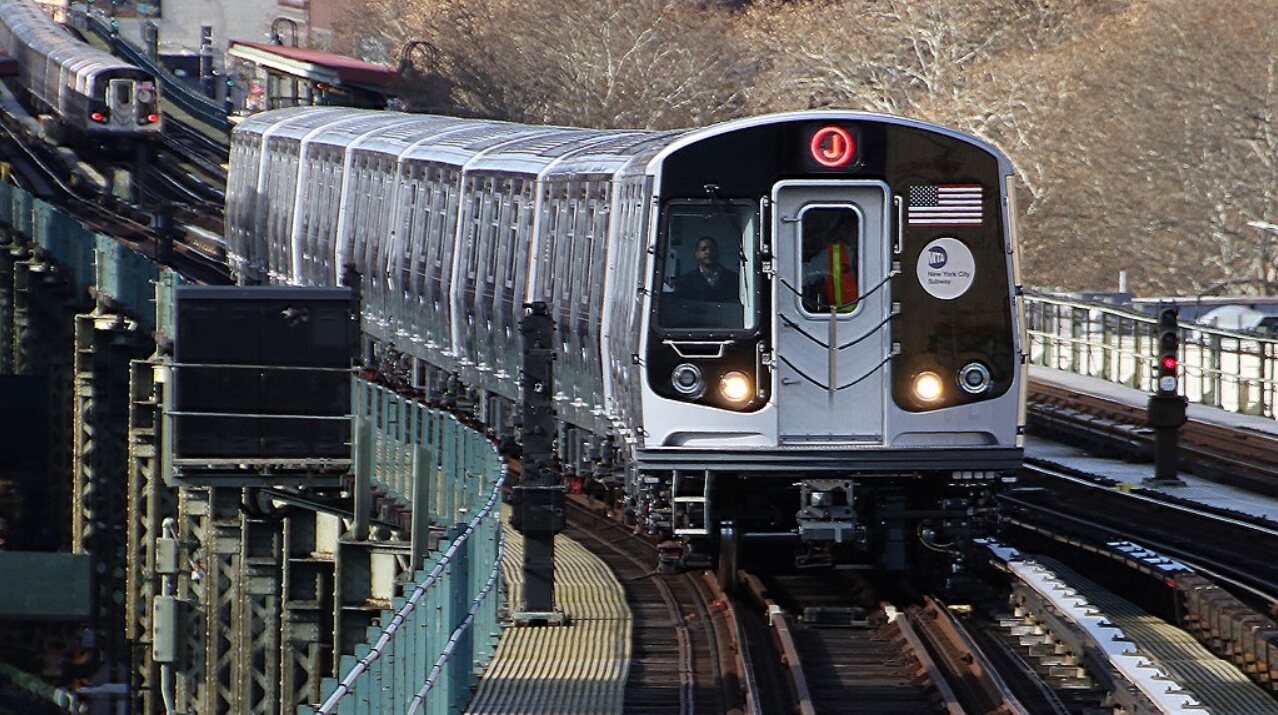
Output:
[1146,307,1187,485]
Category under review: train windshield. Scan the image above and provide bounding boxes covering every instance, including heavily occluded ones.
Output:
[655,200,759,332]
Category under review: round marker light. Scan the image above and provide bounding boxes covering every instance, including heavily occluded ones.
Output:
[913,371,944,403]
[146,113,160,124]
[957,362,992,394]
[1160,356,1178,370]
[719,371,752,403]
[670,363,705,398]
[90,111,106,123]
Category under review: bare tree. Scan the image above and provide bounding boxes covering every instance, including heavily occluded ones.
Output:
[346,0,750,128]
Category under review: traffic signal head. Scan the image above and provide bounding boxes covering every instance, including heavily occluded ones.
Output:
[1156,307,1179,390]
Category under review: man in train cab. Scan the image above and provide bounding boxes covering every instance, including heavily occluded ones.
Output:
[802,213,859,313]
[674,236,739,301]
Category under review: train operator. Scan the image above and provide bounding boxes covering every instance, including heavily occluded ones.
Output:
[674,236,739,301]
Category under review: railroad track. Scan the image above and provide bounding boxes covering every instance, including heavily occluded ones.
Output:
[565,498,747,714]
[1008,462,1278,603]
[1001,464,1278,698]
[734,570,1034,715]
[1029,380,1278,496]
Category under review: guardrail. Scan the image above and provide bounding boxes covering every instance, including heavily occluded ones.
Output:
[301,380,506,715]
[1024,292,1278,418]
[81,13,231,133]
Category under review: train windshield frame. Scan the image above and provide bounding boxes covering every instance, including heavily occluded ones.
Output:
[653,199,760,334]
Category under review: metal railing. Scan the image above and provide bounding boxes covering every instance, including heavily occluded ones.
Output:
[301,380,506,715]
[1025,292,1278,418]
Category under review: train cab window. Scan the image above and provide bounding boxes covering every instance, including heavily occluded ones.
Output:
[800,206,860,315]
[111,79,132,106]
[655,201,758,331]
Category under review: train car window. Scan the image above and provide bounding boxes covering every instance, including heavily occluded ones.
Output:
[654,200,758,332]
[504,199,520,290]
[466,192,484,280]
[399,182,418,294]
[799,206,861,315]
[559,203,577,304]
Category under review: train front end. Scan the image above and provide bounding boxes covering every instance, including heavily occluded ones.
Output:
[86,69,162,135]
[632,113,1025,580]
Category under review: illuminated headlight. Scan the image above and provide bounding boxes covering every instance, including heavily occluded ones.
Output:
[719,371,752,403]
[912,371,944,403]
[958,362,992,394]
[670,363,705,398]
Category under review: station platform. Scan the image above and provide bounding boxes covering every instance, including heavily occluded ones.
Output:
[1029,367,1278,523]
[466,516,631,714]
[1038,556,1278,714]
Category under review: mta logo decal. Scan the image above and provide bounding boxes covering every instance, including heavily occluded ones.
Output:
[928,246,948,269]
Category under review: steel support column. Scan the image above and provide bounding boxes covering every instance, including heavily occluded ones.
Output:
[126,357,175,715]
[204,487,241,714]
[281,509,335,711]
[238,507,283,714]
[0,244,16,374]
[176,487,210,715]
[71,310,144,700]
[13,253,79,550]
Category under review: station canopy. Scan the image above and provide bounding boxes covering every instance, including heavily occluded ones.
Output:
[227,41,397,93]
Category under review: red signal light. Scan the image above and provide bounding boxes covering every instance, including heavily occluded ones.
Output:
[90,111,106,123]
[1161,356,1178,370]
[146,113,160,124]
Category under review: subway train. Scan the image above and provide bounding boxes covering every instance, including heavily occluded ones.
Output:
[0,0,161,138]
[226,106,1026,579]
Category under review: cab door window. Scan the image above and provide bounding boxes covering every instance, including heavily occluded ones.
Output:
[800,205,861,314]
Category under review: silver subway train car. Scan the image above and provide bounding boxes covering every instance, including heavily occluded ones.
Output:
[226,107,1026,578]
[0,0,161,137]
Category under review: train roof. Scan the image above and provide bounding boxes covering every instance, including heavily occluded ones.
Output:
[259,108,368,143]
[351,116,476,154]
[542,130,685,178]
[235,107,1015,178]
[464,128,627,175]
[399,124,562,166]
[303,113,437,151]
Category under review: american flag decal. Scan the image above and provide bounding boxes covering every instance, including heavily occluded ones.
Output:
[907,184,983,226]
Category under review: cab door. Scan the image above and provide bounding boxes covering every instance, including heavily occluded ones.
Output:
[772,181,891,444]
[107,78,135,126]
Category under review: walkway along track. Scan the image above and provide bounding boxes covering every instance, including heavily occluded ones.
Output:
[565,497,748,714]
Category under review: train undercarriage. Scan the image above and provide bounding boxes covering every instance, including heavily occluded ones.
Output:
[623,469,1006,590]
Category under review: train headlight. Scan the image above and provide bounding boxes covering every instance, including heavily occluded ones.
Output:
[670,363,705,398]
[912,371,944,404]
[958,362,992,394]
[719,371,752,403]
[137,89,155,104]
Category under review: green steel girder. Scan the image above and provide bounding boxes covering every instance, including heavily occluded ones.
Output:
[126,357,175,715]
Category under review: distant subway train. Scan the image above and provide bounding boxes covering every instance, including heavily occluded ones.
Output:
[0,0,161,137]
[226,107,1026,579]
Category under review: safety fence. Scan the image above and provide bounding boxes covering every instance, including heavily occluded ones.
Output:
[302,380,507,715]
[1024,292,1278,418]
